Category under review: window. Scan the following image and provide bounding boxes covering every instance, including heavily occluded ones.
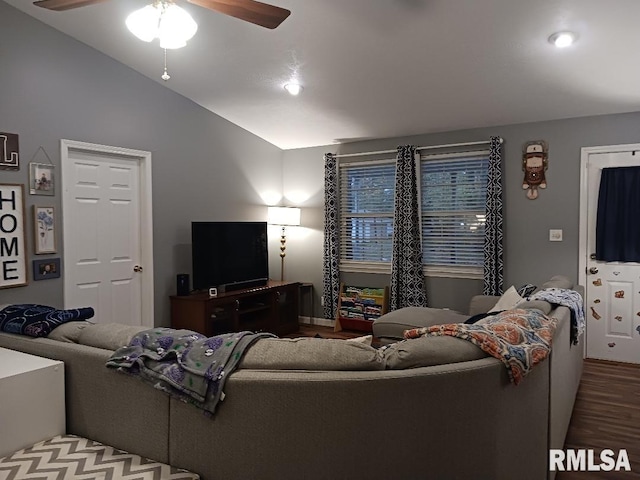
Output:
[337,150,489,278]
[420,151,489,277]
[338,160,395,272]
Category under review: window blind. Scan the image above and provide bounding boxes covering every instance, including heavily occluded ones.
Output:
[420,154,488,271]
[336,151,489,277]
[338,161,395,270]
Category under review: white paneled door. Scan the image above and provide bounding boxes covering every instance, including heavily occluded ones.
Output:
[579,145,640,364]
[61,140,153,326]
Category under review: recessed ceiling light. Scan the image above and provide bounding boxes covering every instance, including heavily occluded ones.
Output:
[548,31,577,48]
[284,83,303,96]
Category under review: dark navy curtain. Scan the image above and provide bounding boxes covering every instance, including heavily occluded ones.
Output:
[596,166,640,262]
[323,153,340,319]
[389,145,427,310]
[483,136,504,295]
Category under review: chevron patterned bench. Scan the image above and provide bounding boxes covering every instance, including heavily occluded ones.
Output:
[0,435,200,480]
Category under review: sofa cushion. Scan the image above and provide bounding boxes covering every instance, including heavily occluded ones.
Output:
[346,334,373,346]
[239,337,385,371]
[48,321,93,343]
[516,300,552,315]
[468,295,500,316]
[384,336,488,369]
[373,307,469,340]
[542,275,574,289]
[469,295,552,317]
[0,304,95,338]
[78,323,149,351]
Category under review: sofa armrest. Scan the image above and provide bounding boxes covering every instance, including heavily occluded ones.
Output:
[468,295,500,316]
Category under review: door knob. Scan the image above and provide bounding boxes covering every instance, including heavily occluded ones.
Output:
[134,265,143,273]
[589,267,598,274]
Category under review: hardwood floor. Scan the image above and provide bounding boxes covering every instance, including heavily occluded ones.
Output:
[558,359,640,479]
[295,324,640,478]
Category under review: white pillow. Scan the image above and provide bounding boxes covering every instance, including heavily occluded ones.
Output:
[489,286,524,312]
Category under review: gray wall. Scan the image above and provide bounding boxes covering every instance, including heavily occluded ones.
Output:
[0,1,282,326]
[283,112,640,315]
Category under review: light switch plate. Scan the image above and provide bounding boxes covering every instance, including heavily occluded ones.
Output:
[549,229,563,242]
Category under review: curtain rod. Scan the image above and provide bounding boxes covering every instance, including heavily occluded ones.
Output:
[332,137,503,159]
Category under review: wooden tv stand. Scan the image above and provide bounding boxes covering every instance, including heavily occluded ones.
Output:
[170,280,300,337]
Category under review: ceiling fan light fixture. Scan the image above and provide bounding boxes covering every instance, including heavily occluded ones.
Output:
[159,4,198,48]
[284,82,303,96]
[126,2,197,49]
[126,5,161,43]
[548,31,576,48]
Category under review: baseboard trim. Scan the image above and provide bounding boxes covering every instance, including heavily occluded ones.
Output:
[298,316,334,328]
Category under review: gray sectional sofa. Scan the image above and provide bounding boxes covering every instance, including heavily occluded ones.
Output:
[0,275,583,480]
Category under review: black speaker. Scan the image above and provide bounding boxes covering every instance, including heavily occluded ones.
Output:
[176,274,190,296]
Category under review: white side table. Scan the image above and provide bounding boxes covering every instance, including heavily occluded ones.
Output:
[0,347,65,458]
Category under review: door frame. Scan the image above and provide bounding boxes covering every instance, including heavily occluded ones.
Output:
[578,142,640,300]
[60,139,154,327]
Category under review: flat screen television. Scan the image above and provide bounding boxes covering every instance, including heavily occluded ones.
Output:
[192,221,269,293]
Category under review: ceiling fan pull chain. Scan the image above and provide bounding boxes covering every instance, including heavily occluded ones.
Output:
[161,48,170,81]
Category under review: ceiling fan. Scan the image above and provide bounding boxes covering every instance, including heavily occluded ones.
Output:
[32,0,291,29]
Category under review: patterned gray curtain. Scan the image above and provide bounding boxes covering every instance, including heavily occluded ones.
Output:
[389,145,427,310]
[323,153,340,319]
[483,136,504,295]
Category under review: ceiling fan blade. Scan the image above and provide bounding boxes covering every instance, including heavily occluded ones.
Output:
[187,0,290,29]
[33,0,110,11]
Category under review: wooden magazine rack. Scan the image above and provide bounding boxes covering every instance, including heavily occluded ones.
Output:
[334,283,389,333]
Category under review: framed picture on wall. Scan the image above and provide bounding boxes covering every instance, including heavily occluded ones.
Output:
[33,258,61,280]
[33,206,56,254]
[29,162,55,195]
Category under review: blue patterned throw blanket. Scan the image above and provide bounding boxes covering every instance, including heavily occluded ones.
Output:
[525,288,585,345]
[0,304,94,337]
[404,309,556,385]
[106,328,275,415]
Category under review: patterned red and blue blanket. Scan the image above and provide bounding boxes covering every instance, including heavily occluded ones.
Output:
[404,308,557,385]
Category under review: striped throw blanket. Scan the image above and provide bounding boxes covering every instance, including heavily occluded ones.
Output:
[404,309,557,385]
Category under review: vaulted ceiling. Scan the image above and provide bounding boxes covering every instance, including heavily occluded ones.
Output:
[7,0,640,149]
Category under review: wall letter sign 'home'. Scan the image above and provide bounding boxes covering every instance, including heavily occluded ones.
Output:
[0,184,28,288]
